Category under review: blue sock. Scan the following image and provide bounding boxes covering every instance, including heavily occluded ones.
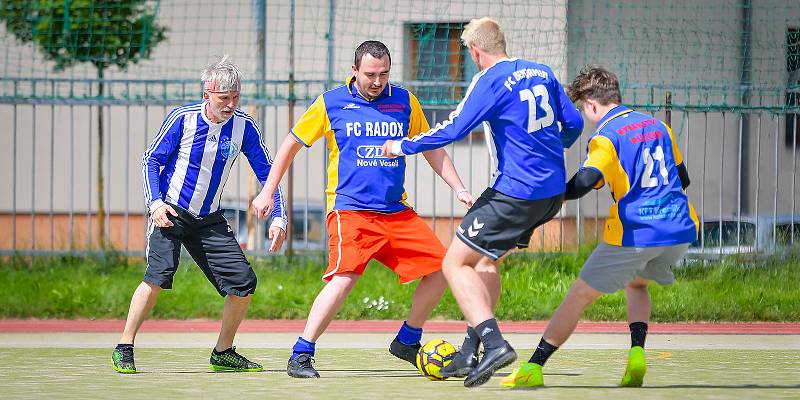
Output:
[396,321,423,345]
[291,337,316,359]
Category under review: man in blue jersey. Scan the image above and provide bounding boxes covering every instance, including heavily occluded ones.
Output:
[499,65,699,388]
[383,17,584,387]
[251,40,475,379]
[111,56,287,374]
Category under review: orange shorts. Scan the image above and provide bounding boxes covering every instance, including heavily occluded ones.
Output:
[324,209,446,283]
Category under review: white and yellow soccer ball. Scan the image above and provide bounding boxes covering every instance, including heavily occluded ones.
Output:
[415,338,457,380]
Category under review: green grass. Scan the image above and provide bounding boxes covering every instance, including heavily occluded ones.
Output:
[1,348,799,399]
[0,251,798,321]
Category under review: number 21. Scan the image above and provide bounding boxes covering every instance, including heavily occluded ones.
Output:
[641,146,669,188]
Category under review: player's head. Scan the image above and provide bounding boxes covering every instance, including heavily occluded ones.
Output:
[568,65,622,124]
[352,40,391,100]
[461,17,507,70]
[202,55,242,123]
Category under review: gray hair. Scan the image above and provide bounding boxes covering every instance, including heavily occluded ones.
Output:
[201,55,242,92]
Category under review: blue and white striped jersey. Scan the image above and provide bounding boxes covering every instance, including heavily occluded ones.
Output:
[396,58,584,200]
[142,102,286,227]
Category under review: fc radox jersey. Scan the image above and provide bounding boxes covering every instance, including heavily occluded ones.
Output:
[291,77,429,213]
[582,105,699,247]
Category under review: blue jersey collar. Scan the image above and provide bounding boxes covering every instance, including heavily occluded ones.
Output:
[595,105,632,131]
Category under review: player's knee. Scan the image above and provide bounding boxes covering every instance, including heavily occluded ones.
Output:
[474,258,498,274]
[141,281,163,293]
[328,272,359,291]
[420,269,446,285]
[569,279,602,304]
[626,277,650,290]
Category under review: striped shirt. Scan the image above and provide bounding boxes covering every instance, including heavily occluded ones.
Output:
[396,58,584,200]
[142,102,286,228]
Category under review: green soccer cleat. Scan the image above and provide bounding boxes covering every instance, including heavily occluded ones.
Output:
[209,347,263,372]
[112,346,136,374]
[499,362,544,388]
[620,346,647,387]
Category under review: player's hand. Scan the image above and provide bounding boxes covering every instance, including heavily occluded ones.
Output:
[252,190,275,219]
[382,140,399,158]
[268,225,286,253]
[456,189,476,209]
[151,204,178,228]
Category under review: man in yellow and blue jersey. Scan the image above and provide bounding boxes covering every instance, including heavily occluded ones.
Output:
[251,40,474,378]
[501,65,699,389]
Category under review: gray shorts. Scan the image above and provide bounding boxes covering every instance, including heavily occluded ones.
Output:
[579,242,689,293]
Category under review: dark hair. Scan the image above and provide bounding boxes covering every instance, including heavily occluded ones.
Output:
[354,40,391,68]
[567,65,622,106]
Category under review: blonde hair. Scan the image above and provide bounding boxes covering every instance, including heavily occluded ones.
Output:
[201,55,242,92]
[460,17,506,55]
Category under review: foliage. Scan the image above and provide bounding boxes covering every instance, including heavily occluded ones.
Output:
[0,0,166,71]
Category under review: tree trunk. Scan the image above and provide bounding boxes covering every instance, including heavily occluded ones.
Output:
[96,68,106,249]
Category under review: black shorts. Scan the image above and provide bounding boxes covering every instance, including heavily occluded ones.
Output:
[456,188,563,260]
[143,204,256,297]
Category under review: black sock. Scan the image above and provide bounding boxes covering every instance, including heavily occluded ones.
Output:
[213,347,231,354]
[475,318,504,349]
[461,326,480,355]
[116,343,133,350]
[629,322,648,348]
[528,338,558,366]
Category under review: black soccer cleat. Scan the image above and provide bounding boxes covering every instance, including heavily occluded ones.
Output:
[112,345,136,374]
[287,353,320,378]
[463,341,517,388]
[440,348,479,378]
[209,347,263,372]
[389,337,421,367]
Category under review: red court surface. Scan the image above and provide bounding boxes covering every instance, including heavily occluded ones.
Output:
[1,319,798,334]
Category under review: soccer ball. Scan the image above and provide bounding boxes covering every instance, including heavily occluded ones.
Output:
[416,338,457,380]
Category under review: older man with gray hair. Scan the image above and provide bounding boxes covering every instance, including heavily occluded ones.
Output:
[112,56,287,374]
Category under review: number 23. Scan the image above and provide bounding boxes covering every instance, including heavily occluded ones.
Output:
[519,84,555,133]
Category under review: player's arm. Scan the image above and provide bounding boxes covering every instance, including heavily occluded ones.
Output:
[422,149,475,208]
[241,120,288,234]
[141,110,184,226]
[677,163,691,190]
[664,122,691,190]
[564,168,603,200]
[564,135,615,201]
[252,95,328,221]
[386,76,496,157]
[553,76,584,148]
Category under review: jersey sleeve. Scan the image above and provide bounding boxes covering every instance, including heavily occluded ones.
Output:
[553,74,584,148]
[581,134,619,189]
[290,95,330,147]
[141,109,184,211]
[407,92,431,138]
[241,119,287,224]
[664,122,684,166]
[399,74,496,155]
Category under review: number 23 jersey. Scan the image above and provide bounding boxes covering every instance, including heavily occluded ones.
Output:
[582,106,699,247]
